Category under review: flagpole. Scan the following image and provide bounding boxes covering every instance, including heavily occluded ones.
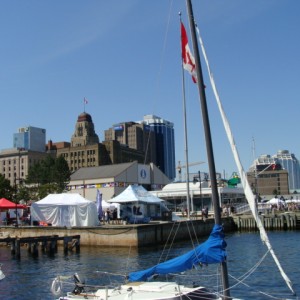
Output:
[179,12,191,220]
[185,0,231,298]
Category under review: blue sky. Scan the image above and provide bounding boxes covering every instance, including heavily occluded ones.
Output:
[1,0,299,180]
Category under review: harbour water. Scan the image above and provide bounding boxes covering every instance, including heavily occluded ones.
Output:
[0,231,299,300]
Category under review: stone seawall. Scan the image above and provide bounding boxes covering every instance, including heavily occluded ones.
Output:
[0,218,236,247]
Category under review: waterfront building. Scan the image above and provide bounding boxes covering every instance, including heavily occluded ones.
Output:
[247,154,289,196]
[0,148,49,186]
[0,126,49,186]
[142,115,176,181]
[67,161,171,201]
[150,181,246,213]
[57,112,147,172]
[13,126,46,152]
[272,150,300,192]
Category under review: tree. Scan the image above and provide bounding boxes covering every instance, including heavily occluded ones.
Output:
[0,174,14,199]
[26,155,71,197]
[15,185,31,204]
[53,155,71,192]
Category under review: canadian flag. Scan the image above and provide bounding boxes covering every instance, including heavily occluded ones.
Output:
[181,22,197,83]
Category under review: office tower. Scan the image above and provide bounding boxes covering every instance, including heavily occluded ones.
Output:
[142,115,176,180]
[13,126,46,152]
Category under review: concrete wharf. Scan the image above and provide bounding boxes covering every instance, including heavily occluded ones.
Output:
[0,218,233,248]
[0,212,299,253]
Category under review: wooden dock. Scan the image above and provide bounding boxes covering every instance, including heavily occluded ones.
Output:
[232,212,300,231]
[0,235,80,259]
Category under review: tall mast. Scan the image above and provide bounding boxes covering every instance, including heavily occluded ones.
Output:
[185,0,231,298]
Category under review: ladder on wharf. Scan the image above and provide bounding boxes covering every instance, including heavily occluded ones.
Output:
[0,235,80,259]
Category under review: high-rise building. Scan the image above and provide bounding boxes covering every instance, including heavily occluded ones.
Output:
[104,121,156,165]
[247,155,289,196]
[247,150,300,195]
[57,112,111,172]
[272,150,300,191]
[13,126,46,152]
[142,115,176,180]
[58,112,147,172]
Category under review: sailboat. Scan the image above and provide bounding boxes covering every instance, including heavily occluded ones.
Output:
[52,0,295,299]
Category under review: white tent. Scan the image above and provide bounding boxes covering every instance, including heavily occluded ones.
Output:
[268,198,285,206]
[107,185,166,223]
[31,193,99,227]
[107,184,163,204]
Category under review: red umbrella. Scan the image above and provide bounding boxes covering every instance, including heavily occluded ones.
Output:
[0,198,27,209]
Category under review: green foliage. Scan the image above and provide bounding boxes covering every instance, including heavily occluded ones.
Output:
[26,154,71,198]
[38,183,59,199]
[15,185,31,204]
[53,155,72,192]
[0,174,14,199]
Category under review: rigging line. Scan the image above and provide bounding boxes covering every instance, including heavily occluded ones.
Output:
[185,219,198,251]
[228,274,282,300]
[143,0,174,166]
[237,249,270,282]
[195,23,295,296]
[227,249,270,291]
[125,245,133,277]
[158,221,181,264]
[189,216,200,245]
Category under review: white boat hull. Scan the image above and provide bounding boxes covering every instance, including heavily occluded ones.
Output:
[58,281,221,300]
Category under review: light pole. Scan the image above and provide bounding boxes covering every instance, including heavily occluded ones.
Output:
[198,171,203,210]
[193,171,203,212]
[15,147,24,227]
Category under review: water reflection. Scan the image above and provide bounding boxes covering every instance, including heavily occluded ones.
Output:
[0,232,299,300]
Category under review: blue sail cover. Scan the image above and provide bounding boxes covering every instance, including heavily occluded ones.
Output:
[129,224,227,282]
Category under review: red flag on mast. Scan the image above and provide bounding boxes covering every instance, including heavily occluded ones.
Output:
[181,22,197,83]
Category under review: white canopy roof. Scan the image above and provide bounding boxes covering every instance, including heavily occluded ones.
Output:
[31,193,99,227]
[107,184,163,204]
[268,198,285,205]
[35,193,91,205]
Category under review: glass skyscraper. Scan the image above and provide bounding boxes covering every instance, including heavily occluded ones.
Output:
[273,150,300,191]
[13,126,46,152]
[142,115,176,180]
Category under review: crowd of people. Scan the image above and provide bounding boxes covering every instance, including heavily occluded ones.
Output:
[102,208,118,224]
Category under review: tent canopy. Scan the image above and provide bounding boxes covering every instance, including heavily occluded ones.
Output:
[0,198,26,209]
[107,184,163,204]
[268,198,285,205]
[30,193,99,227]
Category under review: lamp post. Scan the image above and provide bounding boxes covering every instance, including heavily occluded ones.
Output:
[198,171,203,210]
[15,148,22,227]
[193,171,203,212]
